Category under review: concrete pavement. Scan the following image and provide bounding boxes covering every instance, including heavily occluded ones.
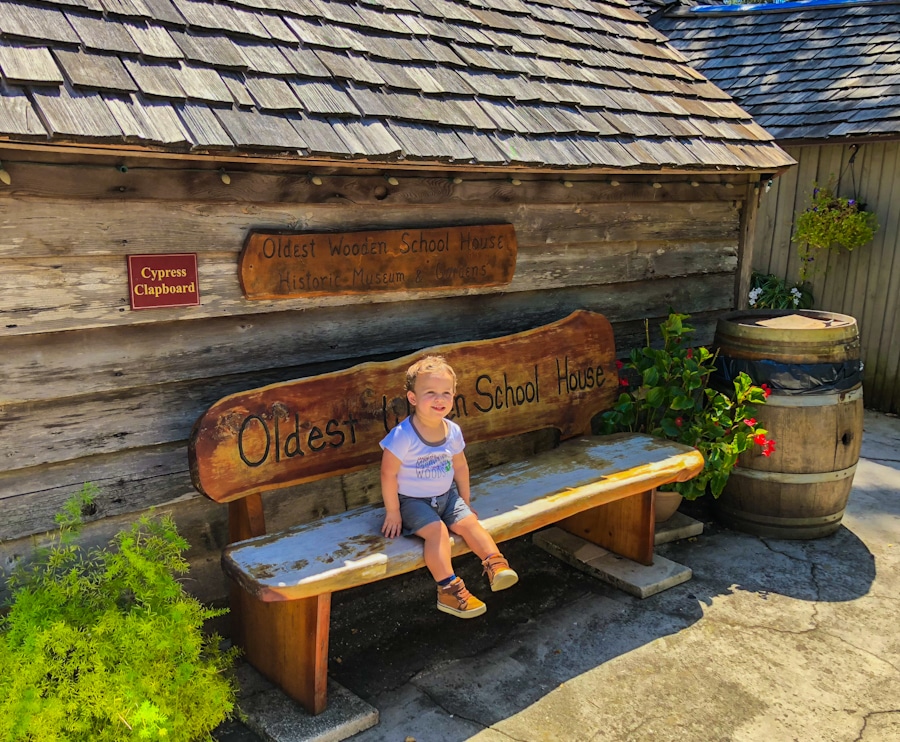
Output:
[222,409,900,742]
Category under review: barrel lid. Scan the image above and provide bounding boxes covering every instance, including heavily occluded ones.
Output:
[715,309,859,363]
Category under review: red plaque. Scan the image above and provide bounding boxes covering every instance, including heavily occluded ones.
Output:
[127,254,200,310]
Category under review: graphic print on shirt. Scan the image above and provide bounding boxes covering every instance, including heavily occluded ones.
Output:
[416,452,452,480]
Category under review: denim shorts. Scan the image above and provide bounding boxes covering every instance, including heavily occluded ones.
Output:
[398,483,474,537]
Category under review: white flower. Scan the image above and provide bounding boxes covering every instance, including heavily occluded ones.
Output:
[790,287,802,297]
[748,287,762,307]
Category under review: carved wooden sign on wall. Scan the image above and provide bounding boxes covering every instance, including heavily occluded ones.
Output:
[189,310,618,503]
[238,224,517,299]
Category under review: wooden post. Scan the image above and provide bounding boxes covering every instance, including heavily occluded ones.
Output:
[736,178,761,310]
[557,490,655,566]
[233,589,332,715]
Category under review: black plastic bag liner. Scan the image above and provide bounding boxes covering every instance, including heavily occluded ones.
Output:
[713,356,863,395]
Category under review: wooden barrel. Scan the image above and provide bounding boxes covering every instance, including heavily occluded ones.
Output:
[712,310,863,539]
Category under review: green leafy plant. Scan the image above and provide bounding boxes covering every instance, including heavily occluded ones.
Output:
[792,183,878,280]
[748,271,813,310]
[599,313,774,501]
[0,484,238,741]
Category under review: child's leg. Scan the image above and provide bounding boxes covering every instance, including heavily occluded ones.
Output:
[450,515,518,592]
[416,520,454,582]
[448,514,500,561]
[416,519,486,618]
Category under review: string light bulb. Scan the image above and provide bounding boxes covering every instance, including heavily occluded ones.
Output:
[117,164,128,173]
[0,161,10,185]
[690,181,700,187]
[451,176,463,185]
[309,174,323,186]
[384,174,399,186]
[609,180,620,187]
[219,168,231,185]
[561,179,573,188]
[652,182,662,189]
[509,177,522,186]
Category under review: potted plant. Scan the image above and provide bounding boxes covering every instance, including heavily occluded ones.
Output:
[748,271,813,310]
[792,183,878,280]
[0,485,238,741]
[598,313,774,518]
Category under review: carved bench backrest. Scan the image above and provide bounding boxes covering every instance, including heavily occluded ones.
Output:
[189,310,619,508]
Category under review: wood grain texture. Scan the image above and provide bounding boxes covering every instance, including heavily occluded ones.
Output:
[233,589,330,714]
[0,197,739,336]
[559,490,654,565]
[753,141,900,414]
[2,280,732,405]
[221,434,704,601]
[0,282,732,479]
[190,310,618,503]
[0,158,751,206]
[239,224,518,299]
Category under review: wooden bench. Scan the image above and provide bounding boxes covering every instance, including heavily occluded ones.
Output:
[188,310,703,716]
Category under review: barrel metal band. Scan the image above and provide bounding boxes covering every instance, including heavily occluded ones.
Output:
[730,463,857,484]
[764,385,864,408]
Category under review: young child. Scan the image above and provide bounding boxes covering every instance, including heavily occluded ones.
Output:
[380,355,518,618]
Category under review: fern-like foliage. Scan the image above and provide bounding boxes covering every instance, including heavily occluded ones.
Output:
[0,485,238,741]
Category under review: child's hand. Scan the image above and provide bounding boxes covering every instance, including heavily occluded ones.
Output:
[382,511,402,539]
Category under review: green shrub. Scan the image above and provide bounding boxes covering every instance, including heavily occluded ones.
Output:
[0,485,237,741]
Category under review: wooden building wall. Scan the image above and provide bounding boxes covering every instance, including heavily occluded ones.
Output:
[0,150,754,604]
[754,141,900,415]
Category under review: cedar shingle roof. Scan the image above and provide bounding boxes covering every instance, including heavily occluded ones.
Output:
[0,0,792,170]
[652,0,900,142]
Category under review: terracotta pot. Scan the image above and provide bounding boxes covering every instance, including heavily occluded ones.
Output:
[654,489,683,523]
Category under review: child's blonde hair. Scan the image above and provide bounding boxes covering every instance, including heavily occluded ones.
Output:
[405,355,457,392]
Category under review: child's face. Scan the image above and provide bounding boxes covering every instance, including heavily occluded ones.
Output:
[408,371,456,421]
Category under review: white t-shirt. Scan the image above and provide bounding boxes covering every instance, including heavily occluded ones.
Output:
[379,416,466,498]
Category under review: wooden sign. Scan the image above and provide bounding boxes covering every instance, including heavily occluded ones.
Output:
[238,224,517,299]
[127,254,200,310]
[189,310,618,503]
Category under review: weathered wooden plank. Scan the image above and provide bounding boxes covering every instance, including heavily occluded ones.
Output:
[0,278,734,473]
[221,435,704,601]
[0,158,751,205]
[1,272,734,404]
[0,443,347,542]
[189,311,618,502]
[0,197,740,258]
[0,196,739,335]
[238,224,518,299]
[0,243,736,336]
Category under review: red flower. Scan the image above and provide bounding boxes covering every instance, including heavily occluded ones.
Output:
[754,434,767,446]
[687,348,694,359]
[619,378,629,387]
[761,383,772,398]
[615,359,624,370]
[675,417,683,427]
[761,448,773,457]
[743,418,757,427]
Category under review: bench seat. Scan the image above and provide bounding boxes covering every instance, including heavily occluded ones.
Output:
[223,433,703,602]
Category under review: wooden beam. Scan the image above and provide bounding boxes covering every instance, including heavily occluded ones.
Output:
[557,490,655,566]
[233,588,331,715]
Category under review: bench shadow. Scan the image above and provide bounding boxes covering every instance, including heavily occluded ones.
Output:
[326,498,876,736]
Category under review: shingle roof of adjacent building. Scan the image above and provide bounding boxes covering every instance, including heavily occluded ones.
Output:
[0,0,791,170]
[652,0,900,142]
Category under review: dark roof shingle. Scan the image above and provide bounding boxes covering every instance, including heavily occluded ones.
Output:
[0,0,792,170]
[651,1,900,142]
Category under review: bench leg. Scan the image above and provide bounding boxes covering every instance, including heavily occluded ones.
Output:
[557,489,654,566]
[232,584,331,715]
